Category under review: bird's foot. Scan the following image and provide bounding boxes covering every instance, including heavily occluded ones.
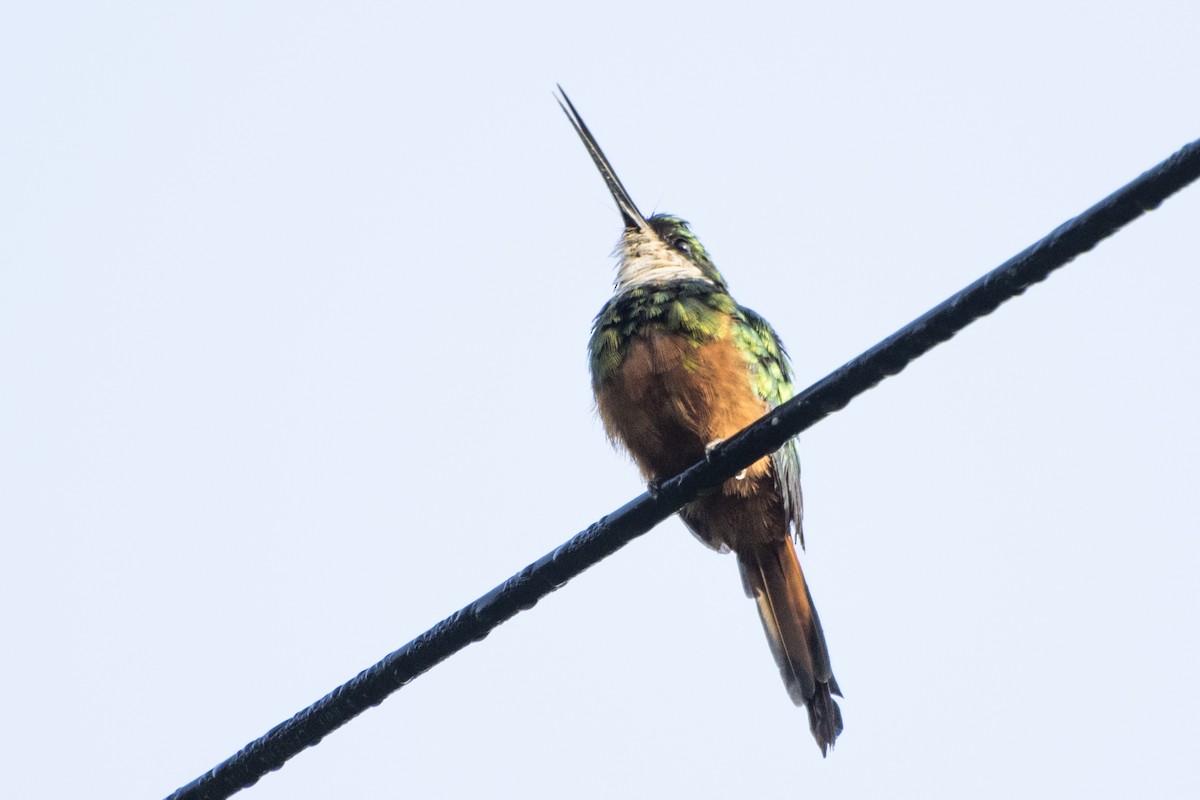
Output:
[704,438,724,460]
[705,438,746,481]
[646,479,661,499]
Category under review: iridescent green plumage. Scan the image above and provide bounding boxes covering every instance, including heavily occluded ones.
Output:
[589,279,735,383]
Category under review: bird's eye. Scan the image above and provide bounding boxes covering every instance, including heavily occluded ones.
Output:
[672,238,693,256]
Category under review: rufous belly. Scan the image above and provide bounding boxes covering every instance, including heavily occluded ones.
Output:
[594,326,785,550]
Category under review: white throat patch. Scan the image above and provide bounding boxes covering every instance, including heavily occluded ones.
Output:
[614,229,710,290]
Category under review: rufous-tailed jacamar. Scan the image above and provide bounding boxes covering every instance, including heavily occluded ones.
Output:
[558,88,843,754]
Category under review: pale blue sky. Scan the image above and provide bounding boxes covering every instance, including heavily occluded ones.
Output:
[4,3,1200,798]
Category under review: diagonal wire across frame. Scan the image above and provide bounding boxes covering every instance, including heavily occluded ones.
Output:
[166,136,1200,800]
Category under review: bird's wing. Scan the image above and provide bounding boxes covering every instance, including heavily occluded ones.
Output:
[733,306,805,546]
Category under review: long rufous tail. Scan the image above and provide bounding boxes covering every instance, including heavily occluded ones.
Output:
[738,538,843,755]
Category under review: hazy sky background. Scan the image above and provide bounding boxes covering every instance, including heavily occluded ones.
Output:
[4,3,1200,798]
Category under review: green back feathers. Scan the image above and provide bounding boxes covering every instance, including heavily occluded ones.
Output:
[731,307,793,409]
[589,280,736,385]
[589,280,796,406]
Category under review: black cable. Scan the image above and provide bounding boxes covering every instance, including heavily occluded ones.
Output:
[165,136,1200,800]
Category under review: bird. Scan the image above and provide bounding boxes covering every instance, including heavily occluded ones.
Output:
[557,88,843,754]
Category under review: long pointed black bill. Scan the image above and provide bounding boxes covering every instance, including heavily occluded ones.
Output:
[555,86,649,232]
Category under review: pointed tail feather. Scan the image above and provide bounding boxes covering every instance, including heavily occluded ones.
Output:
[738,538,843,755]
